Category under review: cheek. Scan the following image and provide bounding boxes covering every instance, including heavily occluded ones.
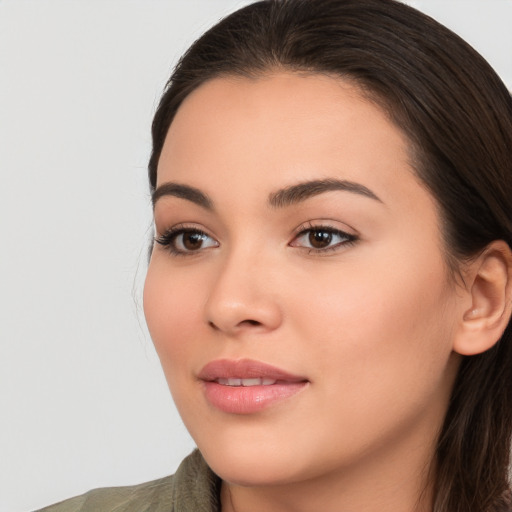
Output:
[277,253,458,461]
[143,262,204,368]
[290,249,457,397]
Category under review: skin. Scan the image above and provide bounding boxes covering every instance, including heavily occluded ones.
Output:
[144,73,466,512]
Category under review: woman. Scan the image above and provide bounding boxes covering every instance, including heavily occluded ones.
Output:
[39,0,512,510]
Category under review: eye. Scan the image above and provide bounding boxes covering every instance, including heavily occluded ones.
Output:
[155,226,219,255]
[290,224,357,253]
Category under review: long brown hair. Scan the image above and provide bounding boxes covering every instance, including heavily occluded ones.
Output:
[148,1,512,510]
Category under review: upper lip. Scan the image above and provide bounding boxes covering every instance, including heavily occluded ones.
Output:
[198,358,308,382]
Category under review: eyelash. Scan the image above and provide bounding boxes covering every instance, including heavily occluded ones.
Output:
[290,222,358,254]
[154,225,218,257]
[154,223,358,257]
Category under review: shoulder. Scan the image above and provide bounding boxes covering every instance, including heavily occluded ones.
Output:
[34,450,221,512]
[34,475,174,512]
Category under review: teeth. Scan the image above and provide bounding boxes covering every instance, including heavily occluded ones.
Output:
[239,378,259,386]
[217,378,277,386]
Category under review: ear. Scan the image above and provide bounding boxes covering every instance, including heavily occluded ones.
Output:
[453,240,512,356]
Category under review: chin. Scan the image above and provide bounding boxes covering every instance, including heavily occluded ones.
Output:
[196,433,309,486]
[207,453,303,487]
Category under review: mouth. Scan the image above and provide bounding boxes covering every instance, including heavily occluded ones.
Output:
[216,377,278,386]
[198,359,309,414]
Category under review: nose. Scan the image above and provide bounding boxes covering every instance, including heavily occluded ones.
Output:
[204,250,283,336]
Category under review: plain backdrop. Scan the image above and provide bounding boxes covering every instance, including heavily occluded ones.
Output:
[1,1,511,511]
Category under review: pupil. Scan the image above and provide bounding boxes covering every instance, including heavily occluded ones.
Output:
[309,230,332,248]
[183,232,203,250]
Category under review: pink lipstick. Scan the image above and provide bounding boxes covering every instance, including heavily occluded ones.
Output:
[198,359,308,414]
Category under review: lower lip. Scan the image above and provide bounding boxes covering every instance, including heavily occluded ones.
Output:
[203,381,307,414]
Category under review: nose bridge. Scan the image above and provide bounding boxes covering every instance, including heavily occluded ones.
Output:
[204,242,282,334]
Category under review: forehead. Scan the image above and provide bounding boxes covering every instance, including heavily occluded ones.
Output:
[157,72,425,210]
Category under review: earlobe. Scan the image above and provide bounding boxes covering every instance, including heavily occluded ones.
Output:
[454,240,512,356]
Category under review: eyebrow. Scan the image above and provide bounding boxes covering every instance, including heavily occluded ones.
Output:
[152,182,213,210]
[268,178,382,208]
[152,178,382,211]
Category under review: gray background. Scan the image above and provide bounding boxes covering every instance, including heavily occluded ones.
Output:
[1,1,511,511]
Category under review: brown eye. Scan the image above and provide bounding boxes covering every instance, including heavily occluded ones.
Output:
[308,230,333,249]
[155,228,219,255]
[182,231,206,251]
[173,230,219,253]
[290,226,357,253]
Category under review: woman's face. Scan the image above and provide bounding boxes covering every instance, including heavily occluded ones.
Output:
[144,73,462,487]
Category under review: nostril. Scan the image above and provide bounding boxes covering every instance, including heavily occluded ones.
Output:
[208,318,261,331]
[207,318,264,333]
[242,319,261,327]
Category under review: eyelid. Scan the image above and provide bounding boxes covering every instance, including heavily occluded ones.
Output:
[291,219,358,238]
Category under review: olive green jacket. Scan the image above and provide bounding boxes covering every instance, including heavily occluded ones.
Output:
[35,450,221,512]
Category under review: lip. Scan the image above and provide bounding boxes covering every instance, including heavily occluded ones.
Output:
[198,359,309,414]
